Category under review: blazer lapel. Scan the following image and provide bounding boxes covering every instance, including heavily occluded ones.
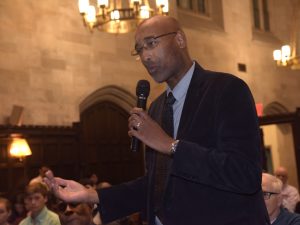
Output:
[177,63,206,139]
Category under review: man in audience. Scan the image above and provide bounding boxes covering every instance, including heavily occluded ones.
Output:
[89,173,99,190]
[262,172,300,224]
[59,202,93,225]
[275,166,300,212]
[29,166,50,186]
[19,182,61,225]
[0,197,12,225]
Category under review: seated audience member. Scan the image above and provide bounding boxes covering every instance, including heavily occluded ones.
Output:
[262,173,300,224]
[19,182,61,225]
[275,166,300,212]
[0,197,12,225]
[59,202,93,225]
[8,193,27,225]
[79,178,94,190]
[89,174,99,190]
[23,196,31,217]
[29,166,50,186]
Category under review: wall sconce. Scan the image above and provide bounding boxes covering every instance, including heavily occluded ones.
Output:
[8,137,32,161]
[272,0,300,70]
[273,45,300,70]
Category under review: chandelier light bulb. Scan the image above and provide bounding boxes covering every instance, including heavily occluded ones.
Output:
[156,0,165,7]
[273,50,282,61]
[111,10,120,20]
[162,1,168,13]
[97,0,109,7]
[78,0,90,14]
[140,5,150,19]
[281,45,291,60]
[85,5,97,23]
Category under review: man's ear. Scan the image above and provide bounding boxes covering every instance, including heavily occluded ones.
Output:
[175,31,186,48]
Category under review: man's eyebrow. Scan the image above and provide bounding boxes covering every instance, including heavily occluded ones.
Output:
[135,35,156,43]
[134,36,155,47]
[143,35,156,39]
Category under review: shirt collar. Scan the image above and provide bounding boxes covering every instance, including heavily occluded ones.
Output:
[31,206,47,223]
[166,61,195,101]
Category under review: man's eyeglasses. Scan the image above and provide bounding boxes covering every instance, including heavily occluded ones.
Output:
[131,31,177,56]
[263,191,280,200]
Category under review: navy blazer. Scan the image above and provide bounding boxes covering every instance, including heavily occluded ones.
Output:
[98,63,269,225]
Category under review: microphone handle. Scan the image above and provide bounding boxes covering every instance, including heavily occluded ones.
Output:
[131,96,147,152]
[137,96,147,110]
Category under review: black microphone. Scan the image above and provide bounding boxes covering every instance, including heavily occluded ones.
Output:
[131,80,150,152]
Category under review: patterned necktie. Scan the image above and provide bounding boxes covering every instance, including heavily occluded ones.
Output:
[154,92,176,219]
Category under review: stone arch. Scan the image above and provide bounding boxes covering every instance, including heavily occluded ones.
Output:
[263,101,289,116]
[79,85,136,114]
[78,86,144,184]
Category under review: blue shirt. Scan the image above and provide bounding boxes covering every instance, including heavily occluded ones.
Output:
[167,61,195,138]
[156,62,195,225]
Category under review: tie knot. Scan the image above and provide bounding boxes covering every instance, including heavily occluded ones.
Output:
[166,92,176,105]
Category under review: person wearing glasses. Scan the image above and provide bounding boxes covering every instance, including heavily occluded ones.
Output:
[262,173,300,224]
[45,15,268,225]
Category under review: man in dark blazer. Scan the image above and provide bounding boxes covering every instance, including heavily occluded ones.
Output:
[45,16,269,225]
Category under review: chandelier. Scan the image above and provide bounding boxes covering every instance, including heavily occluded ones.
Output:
[78,0,169,33]
[272,0,300,70]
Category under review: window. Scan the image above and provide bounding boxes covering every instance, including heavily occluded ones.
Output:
[176,0,224,32]
[177,0,208,15]
[252,0,270,31]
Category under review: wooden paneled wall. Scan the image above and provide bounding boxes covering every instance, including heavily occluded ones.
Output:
[0,100,145,199]
[0,124,80,198]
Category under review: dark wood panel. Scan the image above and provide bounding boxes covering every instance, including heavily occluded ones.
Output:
[0,125,80,197]
[80,101,145,185]
[0,101,145,197]
[259,107,300,183]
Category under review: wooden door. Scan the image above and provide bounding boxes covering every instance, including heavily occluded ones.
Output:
[80,101,144,185]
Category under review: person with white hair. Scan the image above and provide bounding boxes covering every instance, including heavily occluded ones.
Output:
[262,173,300,224]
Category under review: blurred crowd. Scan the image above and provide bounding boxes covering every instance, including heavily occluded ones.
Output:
[0,166,142,225]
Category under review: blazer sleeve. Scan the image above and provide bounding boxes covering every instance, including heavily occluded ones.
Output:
[171,77,262,194]
[97,176,147,223]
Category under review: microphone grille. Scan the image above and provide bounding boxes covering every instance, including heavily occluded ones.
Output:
[136,80,150,97]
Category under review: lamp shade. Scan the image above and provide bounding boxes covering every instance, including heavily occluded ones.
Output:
[9,138,32,158]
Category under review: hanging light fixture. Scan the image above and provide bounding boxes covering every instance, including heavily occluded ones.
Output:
[273,0,300,70]
[78,0,169,33]
[8,136,32,161]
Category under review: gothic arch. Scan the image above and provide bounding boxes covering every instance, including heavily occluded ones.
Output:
[79,85,136,114]
[263,101,289,116]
